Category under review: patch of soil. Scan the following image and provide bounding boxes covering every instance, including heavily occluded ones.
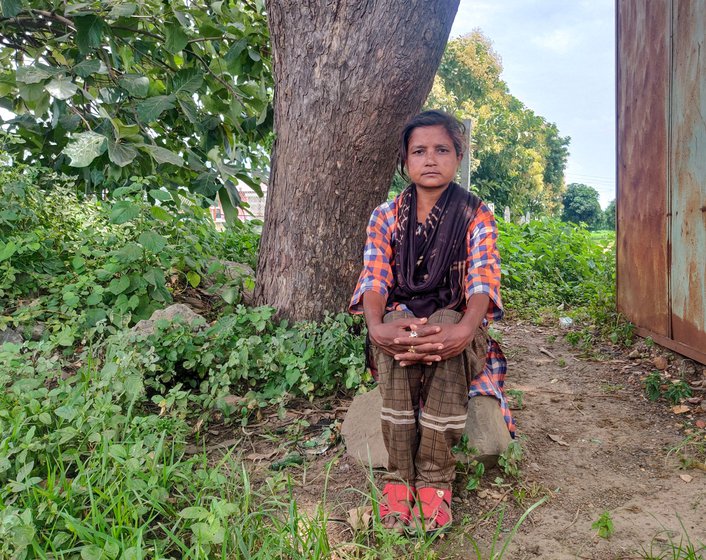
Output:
[202,320,706,559]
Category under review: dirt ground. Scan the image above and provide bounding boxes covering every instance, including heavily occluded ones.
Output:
[214,319,706,559]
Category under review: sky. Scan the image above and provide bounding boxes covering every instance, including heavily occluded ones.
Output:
[450,0,616,208]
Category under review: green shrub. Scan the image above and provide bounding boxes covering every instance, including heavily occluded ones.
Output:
[0,163,258,349]
[497,218,615,311]
[102,307,368,411]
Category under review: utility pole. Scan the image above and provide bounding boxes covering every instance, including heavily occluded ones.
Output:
[460,118,472,190]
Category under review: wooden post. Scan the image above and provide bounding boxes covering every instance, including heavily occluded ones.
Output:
[460,118,472,190]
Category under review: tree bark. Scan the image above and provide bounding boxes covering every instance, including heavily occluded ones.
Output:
[257,0,460,321]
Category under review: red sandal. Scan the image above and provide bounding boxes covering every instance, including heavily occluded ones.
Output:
[378,483,416,531]
[412,487,453,535]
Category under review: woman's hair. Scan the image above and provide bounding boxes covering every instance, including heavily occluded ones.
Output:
[398,110,466,177]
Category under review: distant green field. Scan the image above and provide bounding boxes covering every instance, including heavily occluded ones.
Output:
[591,230,616,247]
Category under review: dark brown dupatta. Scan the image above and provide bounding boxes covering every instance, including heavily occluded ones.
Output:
[389,182,480,317]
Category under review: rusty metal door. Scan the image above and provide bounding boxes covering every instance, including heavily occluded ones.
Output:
[617,0,706,364]
[616,0,671,336]
[670,1,706,358]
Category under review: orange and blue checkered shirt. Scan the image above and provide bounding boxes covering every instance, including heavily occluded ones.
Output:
[349,195,515,435]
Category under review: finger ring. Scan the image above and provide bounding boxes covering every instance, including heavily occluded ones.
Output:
[408,346,416,353]
[409,331,418,338]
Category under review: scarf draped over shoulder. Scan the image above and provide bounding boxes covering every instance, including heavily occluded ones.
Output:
[389,182,480,317]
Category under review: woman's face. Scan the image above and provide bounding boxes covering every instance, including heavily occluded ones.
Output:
[405,125,461,191]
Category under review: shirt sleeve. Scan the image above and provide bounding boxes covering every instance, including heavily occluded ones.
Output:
[466,202,504,321]
[349,201,396,314]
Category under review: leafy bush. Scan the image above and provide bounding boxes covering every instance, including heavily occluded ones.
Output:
[102,307,367,411]
[0,161,258,349]
[497,218,615,312]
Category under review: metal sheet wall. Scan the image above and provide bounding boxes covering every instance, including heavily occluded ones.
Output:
[670,1,706,356]
[617,0,706,364]
[616,0,671,336]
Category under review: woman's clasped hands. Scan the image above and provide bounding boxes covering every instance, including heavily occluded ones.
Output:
[368,316,474,367]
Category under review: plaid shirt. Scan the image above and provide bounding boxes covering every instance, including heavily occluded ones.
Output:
[349,194,515,435]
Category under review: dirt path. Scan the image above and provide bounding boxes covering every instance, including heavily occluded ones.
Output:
[496,321,705,559]
[228,320,706,558]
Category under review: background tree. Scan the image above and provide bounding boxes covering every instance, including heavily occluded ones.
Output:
[256,0,459,320]
[562,183,603,229]
[0,0,272,221]
[426,31,570,217]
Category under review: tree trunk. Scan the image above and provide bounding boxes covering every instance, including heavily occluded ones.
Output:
[257,0,460,321]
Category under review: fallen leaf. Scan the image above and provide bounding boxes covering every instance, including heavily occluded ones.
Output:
[695,420,706,429]
[679,474,693,483]
[687,397,703,405]
[548,434,570,447]
[347,506,372,531]
[672,405,690,415]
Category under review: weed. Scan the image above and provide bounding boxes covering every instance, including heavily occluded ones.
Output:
[639,516,705,559]
[664,380,692,406]
[498,441,523,479]
[592,511,615,539]
[506,389,524,410]
[464,497,549,559]
[644,371,664,402]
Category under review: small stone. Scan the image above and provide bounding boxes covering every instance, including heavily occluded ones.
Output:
[628,349,641,359]
[341,387,388,469]
[132,303,205,336]
[452,496,462,504]
[653,356,668,370]
[30,323,45,341]
[0,327,23,345]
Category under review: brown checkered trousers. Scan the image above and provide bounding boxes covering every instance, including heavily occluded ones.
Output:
[372,309,488,489]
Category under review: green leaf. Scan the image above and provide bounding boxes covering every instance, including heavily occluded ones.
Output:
[115,242,143,262]
[16,65,53,84]
[55,405,77,421]
[1,0,22,18]
[73,59,103,78]
[140,144,183,166]
[109,200,141,224]
[15,461,33,483]
[178,506,210,520]
[217,185,239,225]
[186,270,201,288]
[107,139,138,167]
[150,206,171,221]
[63,131,107,167]
[136,95,176,122]
[0,240,17,262]
[138,231,167,253]
[165,22,189,54]
[75,15,104,54]
[148,189,171,202]
[178,97,200,124]
[108,275,131,295]
[86,291,103,305]
[143,267,165,287]
[109,2,137,18]
[172,68,204,95]
[118,75,150,97]
[80,544,105,560]
[47,76,78,102]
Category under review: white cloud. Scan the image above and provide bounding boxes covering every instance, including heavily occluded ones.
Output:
[531,28,577,54]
